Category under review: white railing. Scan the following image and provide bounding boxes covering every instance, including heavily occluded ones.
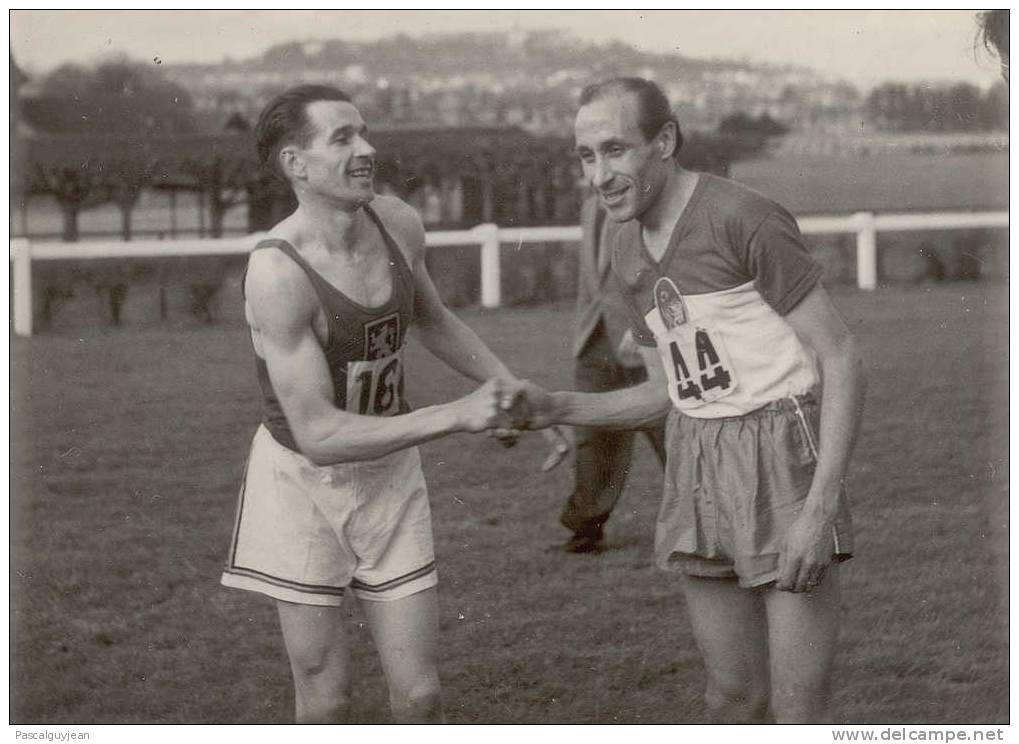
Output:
[9,210,1009,337]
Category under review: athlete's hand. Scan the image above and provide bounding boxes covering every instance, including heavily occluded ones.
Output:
[487,427,522,447]
[514,380,561,430]
[454,378,517,434]
[485,377,531,447]
[776,503,835,593]
[499,377,532,429]
[539,426,572,472]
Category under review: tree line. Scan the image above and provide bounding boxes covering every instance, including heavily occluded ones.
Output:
[16,59,771,242]
[9,58,780,329]
[865,82,1008,132]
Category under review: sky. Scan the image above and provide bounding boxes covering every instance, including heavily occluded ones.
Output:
[9,9,1005,90]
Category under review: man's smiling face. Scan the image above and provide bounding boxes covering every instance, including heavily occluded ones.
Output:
[574,90,670,222]
[291,99,377,207]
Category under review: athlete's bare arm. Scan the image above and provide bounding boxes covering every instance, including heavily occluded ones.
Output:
[245,248,510,466]
[776,283,866,592]
[372,197,519,384]
[373,197,572,455]
[522,344,673,430]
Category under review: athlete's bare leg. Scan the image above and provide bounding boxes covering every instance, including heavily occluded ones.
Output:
[763,564,841,723]
[361,586,444,723]
[681,575,770,723]
[277,601,353,723]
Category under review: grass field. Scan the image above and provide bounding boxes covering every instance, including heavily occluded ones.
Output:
[10,282,1009,724]
[731,150,1007,215]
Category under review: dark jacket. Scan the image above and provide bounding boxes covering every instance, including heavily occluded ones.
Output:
[572,196,636,360]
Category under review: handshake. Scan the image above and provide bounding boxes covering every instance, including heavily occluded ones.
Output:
[453,378,570,471]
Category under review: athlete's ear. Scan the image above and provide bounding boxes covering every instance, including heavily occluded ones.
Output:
[279,146,306,181]
[657,121,678,160]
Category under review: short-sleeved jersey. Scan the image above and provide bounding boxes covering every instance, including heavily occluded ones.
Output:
[610,173,822,419]
[248,204,416,451]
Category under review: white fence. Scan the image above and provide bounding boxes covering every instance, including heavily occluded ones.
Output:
[9,210,1009,337]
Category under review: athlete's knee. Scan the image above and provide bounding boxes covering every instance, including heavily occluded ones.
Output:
[390,678,443,723]
[704,675,769,724]
[289,654,351,722]
[290,647,343,685]
[769,648,835,723]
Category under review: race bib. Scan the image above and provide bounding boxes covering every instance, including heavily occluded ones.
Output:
[651,278,737,407]
[663,324,737,406]
[346,350,403,417]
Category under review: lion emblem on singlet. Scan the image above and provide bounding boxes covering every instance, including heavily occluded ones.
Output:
[364,314,400,360]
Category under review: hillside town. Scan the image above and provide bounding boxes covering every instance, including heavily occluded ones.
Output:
[159,31,869,135]
[11,28,1007,244]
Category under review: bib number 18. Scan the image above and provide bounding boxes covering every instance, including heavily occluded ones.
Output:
[347,353,403,416]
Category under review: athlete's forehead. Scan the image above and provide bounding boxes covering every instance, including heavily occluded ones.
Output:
[304,99,366,140]
[574,91,644,149]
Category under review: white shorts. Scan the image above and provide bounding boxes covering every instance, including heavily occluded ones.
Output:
[221,426,437,606]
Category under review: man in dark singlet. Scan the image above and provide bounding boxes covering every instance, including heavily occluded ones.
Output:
[220,85,548,723]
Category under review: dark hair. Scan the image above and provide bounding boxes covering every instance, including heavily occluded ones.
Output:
[578,77,684,158]
[255,84,352,178]
[977,10,1009,81]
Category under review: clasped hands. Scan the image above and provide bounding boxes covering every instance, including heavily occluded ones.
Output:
[458,378,569,471]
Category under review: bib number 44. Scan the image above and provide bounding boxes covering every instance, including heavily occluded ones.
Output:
[668,328,734,404]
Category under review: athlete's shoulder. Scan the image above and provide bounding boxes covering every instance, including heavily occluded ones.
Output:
[246,242,317,327]
[368,194,425,252]
[370,194,424,231]
[701,173,791,224]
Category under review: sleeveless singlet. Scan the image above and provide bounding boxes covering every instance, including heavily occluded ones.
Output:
[246,204,416,452]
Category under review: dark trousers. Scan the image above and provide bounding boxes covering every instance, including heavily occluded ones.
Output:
[560,322,667,534]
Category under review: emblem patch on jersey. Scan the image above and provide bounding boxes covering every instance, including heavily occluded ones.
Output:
[364,313,401,360]
[654,277,688,330]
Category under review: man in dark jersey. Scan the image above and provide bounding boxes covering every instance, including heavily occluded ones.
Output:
[220,85,544,723]
[522,78,866,723]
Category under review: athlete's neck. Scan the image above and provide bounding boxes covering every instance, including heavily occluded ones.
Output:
[296,194,376,255]
[639,166,699,254]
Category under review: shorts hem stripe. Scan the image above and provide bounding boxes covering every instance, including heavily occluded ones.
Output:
[223,565,345,596]
[350,560,437,593]
[221,571,344,606]
[350,572,438,602]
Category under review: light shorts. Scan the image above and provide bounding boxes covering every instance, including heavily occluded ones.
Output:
[656,393,853,588]
[221,425,437,606]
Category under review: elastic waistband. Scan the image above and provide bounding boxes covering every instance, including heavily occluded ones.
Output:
[755,391,818,415]
[672,391,818,423]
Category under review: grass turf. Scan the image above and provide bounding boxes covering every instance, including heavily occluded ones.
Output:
[10,282,1008,724]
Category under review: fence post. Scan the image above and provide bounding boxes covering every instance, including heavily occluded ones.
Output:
[853,211,877,291]
[475,223,501,308]
[12,238,33,337]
